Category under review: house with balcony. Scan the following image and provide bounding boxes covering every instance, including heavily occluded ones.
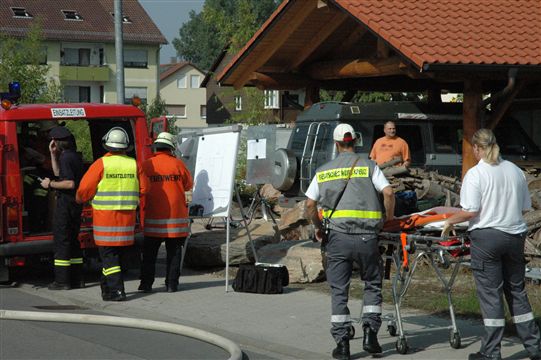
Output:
[159,61,207,129]
[0,0,166,104]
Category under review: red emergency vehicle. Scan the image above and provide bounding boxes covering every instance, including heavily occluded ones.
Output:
[0,83,165,282]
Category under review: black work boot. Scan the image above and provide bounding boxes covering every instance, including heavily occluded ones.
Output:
[468,352,502,360]
[166,283,178,293]
[138,283,152,293]
[332,338,350,360]
[48,281,71,290]
[106,290,127,302]
[363,325,382,354]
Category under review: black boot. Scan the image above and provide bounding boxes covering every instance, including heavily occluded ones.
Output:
[48,281,71,290]
[363,325,382,354]
[166,283,178,293]
[468,352,501,360]
[106,290,126,302]
[332,338,350,360]
[138,283,152,293]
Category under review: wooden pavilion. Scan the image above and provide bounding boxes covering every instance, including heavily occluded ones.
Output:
[216,0,541,175]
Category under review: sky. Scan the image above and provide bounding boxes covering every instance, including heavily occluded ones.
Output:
[139,0,205,64]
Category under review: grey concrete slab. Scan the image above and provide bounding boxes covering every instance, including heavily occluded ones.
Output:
[9,268,533,360]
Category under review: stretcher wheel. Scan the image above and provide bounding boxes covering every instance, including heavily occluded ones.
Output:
[449,331,461,349]
[396,338,409,354]
[347,325,355,339]
[387,324,397,337]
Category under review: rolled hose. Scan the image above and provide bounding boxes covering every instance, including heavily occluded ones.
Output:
[0,310,242,360]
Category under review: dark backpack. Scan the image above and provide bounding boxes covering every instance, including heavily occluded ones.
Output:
[233,264,289,294]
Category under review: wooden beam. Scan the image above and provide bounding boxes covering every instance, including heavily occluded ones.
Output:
[248,72,314,90]
[332,27,366,57]
[285,11,348,71]
[462,79,483,178]
[486,80,524,130]
[233,0,318,89]
[306,57,404,80]
[377,38,390,59]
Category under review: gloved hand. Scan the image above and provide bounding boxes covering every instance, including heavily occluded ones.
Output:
[441,221,455,238]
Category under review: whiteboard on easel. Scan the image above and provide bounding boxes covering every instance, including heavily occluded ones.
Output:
[187,126,241,218]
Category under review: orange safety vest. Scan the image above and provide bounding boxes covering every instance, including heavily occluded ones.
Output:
[77,154,149,247]
[142,152,193,238]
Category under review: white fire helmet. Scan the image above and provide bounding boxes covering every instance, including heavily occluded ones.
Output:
[102,127,129,150]
[154,132,176,150]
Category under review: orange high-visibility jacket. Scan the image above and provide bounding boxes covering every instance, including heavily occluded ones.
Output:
[76,153,149,247]
[142,151,193,238]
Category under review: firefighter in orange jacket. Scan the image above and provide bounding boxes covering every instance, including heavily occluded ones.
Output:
[76,127,149,301]
[138,132,193,293]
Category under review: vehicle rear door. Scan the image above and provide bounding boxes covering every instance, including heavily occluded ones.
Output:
[427,122,462,176]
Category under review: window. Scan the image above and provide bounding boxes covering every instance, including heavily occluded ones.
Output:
[235,95,242,111]
[168,105,186,118]
[264,90,279,109]
[61,48,90,66]
[200,105,207,119]
[190,75,200,88]
[62,10,83,21]
[124,87,147,104]
[64,86,90,102]
[177,74,187,88]
[124,49,147,68]
[111,13,132,23]
[11,7,32,18]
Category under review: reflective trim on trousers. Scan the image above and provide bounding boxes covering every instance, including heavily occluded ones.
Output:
[331,314,351,323]
[145,218,190,225]
[70,258,83,264]
[484,318,505,327]
[93,225,135,232]
[363,305,382,313]
[54,259,71,267]
[94,235,134,242]
[102,266,121,276]
[144,226,190,234]
[513,312,534,324]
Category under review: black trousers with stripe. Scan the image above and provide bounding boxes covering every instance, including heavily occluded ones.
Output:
[52,194,83,285]
[98,246,129,294]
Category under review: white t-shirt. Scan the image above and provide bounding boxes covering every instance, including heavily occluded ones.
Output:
[305,163,390,201]
[460,159,530,234]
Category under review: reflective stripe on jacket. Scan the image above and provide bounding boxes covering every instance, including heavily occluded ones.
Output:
[142,152,193,238]
[316,152,383,234]
[93,155,139,210]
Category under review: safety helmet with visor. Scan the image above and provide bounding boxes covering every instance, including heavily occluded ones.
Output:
[153,131,176,150]
[102,127,130,151]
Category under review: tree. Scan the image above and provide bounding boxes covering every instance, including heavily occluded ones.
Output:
[0,23,62,103]
[173,0,279,70]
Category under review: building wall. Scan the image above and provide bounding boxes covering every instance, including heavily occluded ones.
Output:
[161,66,207,128]
[44,40,160,104]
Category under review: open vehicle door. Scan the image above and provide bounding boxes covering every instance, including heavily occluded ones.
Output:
[150,116,168,140]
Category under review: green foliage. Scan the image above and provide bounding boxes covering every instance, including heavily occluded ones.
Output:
[173,0,279,70]
[0,23,62,103]
[141,94,169,129]
[64,120,93,162]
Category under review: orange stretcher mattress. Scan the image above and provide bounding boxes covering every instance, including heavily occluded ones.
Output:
[383,206,468,232]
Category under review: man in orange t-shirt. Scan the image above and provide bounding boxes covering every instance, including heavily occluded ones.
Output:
[138,132,193,293]
[369,121,411,167]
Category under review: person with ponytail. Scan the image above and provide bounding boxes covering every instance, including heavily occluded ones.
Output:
[442,128,541,360]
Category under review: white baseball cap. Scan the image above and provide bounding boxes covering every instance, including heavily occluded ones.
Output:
[333,123,357,142]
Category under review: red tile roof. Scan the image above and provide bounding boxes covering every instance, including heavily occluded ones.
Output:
[159,62,205,81]
[334,0,541,69]
[0,0,166,45]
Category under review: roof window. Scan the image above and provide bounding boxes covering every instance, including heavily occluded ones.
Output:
[11,7,32,18]
[111,13,132,23]
[62,10,83,21]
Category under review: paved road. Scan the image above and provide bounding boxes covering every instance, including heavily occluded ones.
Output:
[0,261,534,360]
[0,286,229,359]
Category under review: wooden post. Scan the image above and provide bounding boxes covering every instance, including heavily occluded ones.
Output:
[304,86,320,109]
[462,80,483,178]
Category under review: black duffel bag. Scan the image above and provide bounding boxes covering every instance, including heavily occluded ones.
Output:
[233,263,289,294]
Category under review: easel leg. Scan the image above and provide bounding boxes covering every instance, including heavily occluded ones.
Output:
[235,185,258,263]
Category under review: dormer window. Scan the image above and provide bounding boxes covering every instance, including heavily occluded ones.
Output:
[111,13,132,23]
[11,7,32,18]
[62,10,83,21]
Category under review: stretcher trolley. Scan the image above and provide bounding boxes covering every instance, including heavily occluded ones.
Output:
[352,207,471,355]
